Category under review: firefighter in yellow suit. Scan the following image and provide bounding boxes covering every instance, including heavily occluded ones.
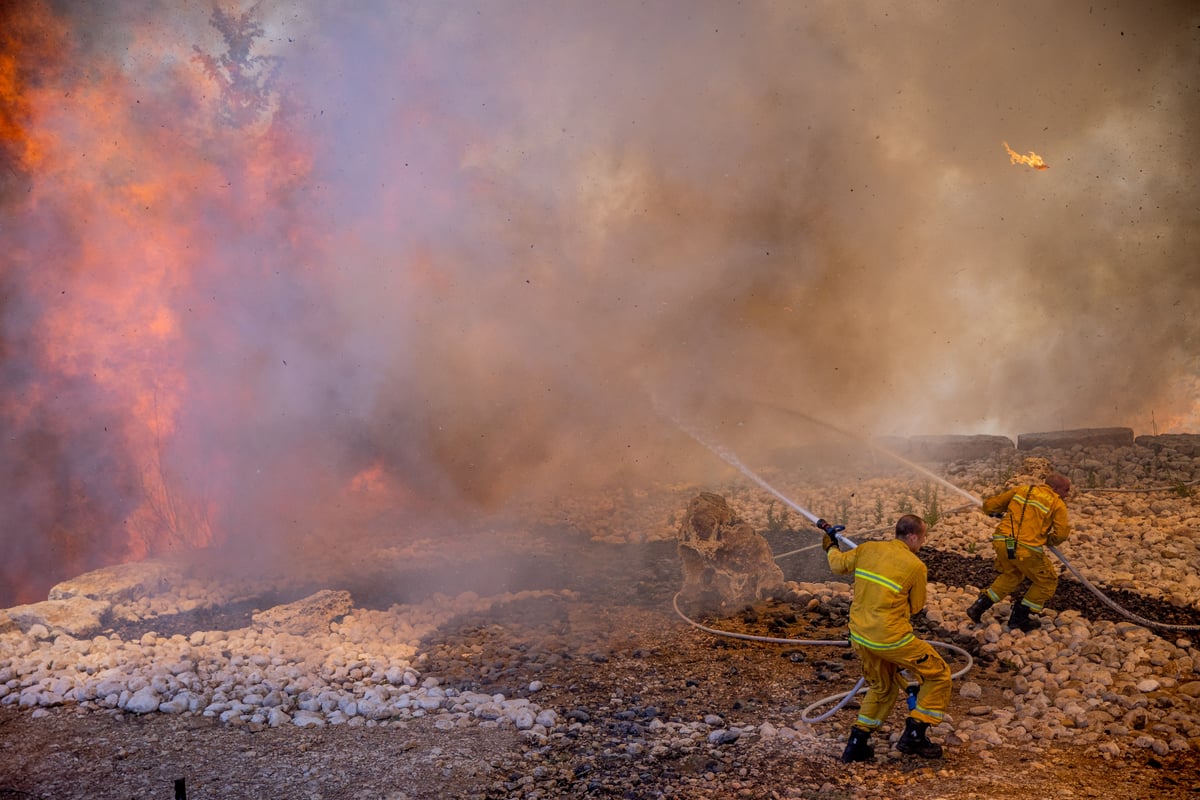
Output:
[824,514,950,762]
[966,473,1071,633]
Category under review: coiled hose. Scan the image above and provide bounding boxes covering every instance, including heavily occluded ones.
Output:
[671,591,975,723]
[663,401,1199,727]
[673,487,1200,727]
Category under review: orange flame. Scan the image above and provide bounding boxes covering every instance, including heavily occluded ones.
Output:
[0,2,321,593]
[1003,141,1049,170]
[0,1,62,175]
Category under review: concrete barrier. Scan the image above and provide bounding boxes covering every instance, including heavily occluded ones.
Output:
[1016,427,1134,450]
[874,434,1015,463]
[1133,433,1200,457]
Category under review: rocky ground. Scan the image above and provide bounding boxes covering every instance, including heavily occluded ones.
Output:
[2,439,1200,799]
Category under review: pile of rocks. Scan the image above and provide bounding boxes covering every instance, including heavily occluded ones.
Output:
[1,582,576,740]
[769,579,1200,759]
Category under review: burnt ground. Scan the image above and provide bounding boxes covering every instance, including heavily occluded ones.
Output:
[2,532,1200,799]
[103,530,1200,641]
[920,547,1200,629]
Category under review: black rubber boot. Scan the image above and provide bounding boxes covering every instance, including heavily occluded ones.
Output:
[895,717,943,758]
[840,727,874,763]
[965,593,994,623]
[1008,602,1042,632]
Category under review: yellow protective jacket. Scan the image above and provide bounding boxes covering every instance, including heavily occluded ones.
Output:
[826,538,926,651]
[982,483,1071,553]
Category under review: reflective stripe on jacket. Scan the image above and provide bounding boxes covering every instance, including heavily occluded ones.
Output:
[827,538,926,650]
[982,483,1071,550]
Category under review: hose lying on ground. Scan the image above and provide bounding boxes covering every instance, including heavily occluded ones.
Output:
[953,491,1200,633]
[664,402,1199,730]
[745,400,1200,632]
[1048,544,1200,633]
[670,591,975,723]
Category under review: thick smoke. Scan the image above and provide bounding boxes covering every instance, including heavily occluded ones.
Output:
[1,1,1197,604]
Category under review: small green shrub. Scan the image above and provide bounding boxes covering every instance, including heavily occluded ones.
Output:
[766,501,790,531]
[922,487,941,528]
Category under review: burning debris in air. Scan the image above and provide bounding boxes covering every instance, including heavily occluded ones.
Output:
[1003,141,1050,170]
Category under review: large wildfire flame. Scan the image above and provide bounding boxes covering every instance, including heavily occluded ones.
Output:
[1003,140,1050,170]
[0,3,335,603]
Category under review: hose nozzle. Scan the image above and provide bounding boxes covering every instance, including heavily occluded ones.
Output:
[815,518,846,537]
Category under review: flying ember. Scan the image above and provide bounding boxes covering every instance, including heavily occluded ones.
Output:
[1003,141,1049,170]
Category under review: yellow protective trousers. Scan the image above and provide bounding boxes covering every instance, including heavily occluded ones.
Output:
[986,541,1059,612]
[850,636,951,730]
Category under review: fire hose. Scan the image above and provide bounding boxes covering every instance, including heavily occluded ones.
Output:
[672,517,975,724]
[663,408,1200,730]
[1047,543,1200,633]
[660,413,977,721]
[746,401,1200,634]
[681,481,1200,715]
[673,494,1196,729]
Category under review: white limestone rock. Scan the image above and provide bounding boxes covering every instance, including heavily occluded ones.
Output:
[251,589,354,636]
[1,597,111,638]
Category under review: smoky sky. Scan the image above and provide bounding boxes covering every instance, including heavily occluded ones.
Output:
[1,1,1197,604]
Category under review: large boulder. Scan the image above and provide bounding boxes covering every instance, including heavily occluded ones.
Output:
[251,589,354,636]
[676,492,785,614]
[0,597,111,637]
[49,559,184,604]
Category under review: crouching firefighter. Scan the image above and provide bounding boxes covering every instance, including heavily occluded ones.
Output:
[965,473,1072,633]
[822,514,951,762]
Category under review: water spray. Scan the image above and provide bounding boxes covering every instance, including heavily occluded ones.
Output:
[662,406,973,722]
[668,414,821,525]
[667,412,855,547]
[755,401,981,506]
[661,396,1198,732]
[755,400,1200,634]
